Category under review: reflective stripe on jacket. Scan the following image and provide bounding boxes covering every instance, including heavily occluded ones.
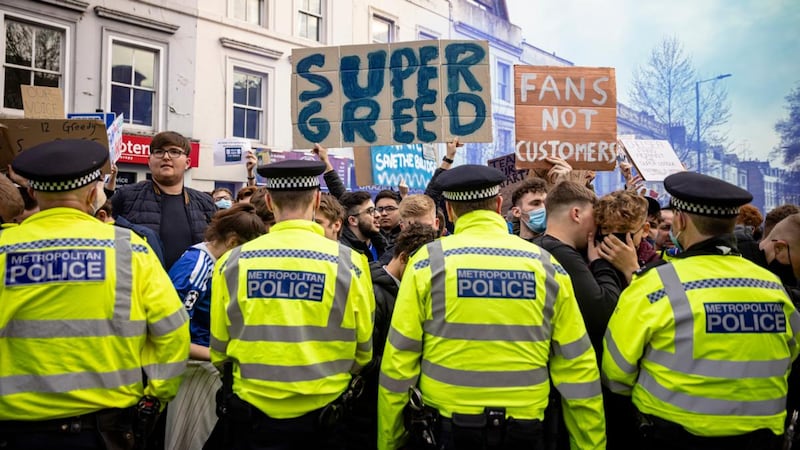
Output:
[209,219,374,419]
[0,207,189,420]
[603,255,800,436]
[377,210,606,450]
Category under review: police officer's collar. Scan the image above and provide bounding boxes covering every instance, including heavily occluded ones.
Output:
[675,235,741,258]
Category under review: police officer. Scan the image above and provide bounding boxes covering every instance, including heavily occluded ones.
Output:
[209,159,374,450]
[378,165,606,450]
[0,140,190,450]
[602,171,800,450]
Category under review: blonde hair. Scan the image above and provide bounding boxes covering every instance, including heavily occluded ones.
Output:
[399,194,436,220]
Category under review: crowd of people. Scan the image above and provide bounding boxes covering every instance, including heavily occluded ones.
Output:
[0,130,799,450]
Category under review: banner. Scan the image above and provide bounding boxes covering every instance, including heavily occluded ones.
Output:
[488,153,529,189]
[256,150,356,191]
[514,66,617,170]
[618,137,684,181]
[370,144,437,189]
[214,138,251,166]
[292,40,493,148]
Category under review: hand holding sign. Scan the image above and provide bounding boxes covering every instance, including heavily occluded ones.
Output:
[544,156,573,185]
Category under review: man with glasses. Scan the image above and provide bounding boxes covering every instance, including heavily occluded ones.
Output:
[339,191,387,263]
[112,131,216,270]
[375,190,402,248]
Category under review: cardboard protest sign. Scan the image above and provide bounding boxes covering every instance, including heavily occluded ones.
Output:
[292,40,493,148]
[488,153,529,189]
[21,86,64,119]
[0,119,111,173]
[214,138,251,166]
[618,137,684,181]
[353,146,373,186]
[371,144,436,189]
[514,66,617,170]
[107,113,124,164]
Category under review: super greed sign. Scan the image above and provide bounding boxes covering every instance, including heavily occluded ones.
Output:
[291,40,493,149]
[118,134,200,168]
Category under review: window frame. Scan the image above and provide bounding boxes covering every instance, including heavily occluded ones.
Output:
[229,0,266,27]
[0,11,70,116]
[104,34,165,132]
[226,58,274,145]
[371,14,395,43]
[496,59,511,103]
[296,0,325,43]
[416,25,439,41]
[497,128,513,155]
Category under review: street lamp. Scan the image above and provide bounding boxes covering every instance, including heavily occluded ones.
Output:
[695,73,732,173]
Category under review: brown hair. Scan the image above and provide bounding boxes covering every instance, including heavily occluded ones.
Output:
[768,213,800,243]
[150,131,191,155]
[317,193,344,224]
[544,181,596,215]
[511,177,548,207]
[736,204,763,229]
[212,187,233,200]
[594,190,648,232]
[0,173,24,223]
[765,204,800,235]
[393,222,438,261]
[268,189,317,212]
[204,203,265,244]
[399,194,436,220]
[249,186,275,225]
[236,186,257,202]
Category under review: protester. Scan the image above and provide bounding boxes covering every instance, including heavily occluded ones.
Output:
[345,223,438,449]
[0,172,23,227]
[208,160,374,449]
[594,189,655,285]
[111,131,216,269]
[249,185,276,231]
[339,191,387,262]
[760,213,800,290]
[603,171,798,450]
[734,203,764,261]
[654,206,677,257]
[398,194,440,232]
[763,203,800,240]
[0,140,189,449]
[375,190,402,248]
[509,177,548,241]
[236,185,257,203]
[212,187,234,210]
[379,165,605,450]
[165,203,265,450]
[316,192,345,241]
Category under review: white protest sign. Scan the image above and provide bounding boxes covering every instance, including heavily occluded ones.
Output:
[618,138,684,181]
[214,138,251,166]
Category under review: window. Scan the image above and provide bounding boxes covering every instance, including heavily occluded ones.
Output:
[298,0,323,42]
[232,0,264,25]
[372,16,394,43]
[232,69,266,140]
[3,18,64,110]
[497,128,512,155]
[110,41,157,127]
[496,61,510,102]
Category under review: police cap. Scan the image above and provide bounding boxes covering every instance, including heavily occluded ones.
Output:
[437,165,505,201]
[664,171,752,217]
[256,159,326,191]
[11,139,108,192]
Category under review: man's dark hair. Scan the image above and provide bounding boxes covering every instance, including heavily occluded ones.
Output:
[151,131,191,155]
[511,177,548,207]
[375,189,401,204]
[393,223,438,261]
[765,204,800,231]
[339,191,373,216]
[249,186,275,225]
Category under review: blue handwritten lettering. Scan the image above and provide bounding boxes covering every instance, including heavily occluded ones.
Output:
[446,93,486,135]
[342,99,380,143]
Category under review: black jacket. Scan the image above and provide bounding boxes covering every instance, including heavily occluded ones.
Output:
[324,170,346,199]
[532,234,623,352]
[339,226,388,263]
[111,180,216,245]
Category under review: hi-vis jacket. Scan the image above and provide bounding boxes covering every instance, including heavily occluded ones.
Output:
[0,208,189,420]
[603,237,800,437]
[210,219,374,419]
[377,210,606,450]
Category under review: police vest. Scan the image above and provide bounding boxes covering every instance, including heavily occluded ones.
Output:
[603,256,800,437]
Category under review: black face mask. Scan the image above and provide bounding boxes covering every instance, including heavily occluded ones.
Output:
[767,258,797,287]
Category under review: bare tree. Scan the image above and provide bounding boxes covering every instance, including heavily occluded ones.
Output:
[775,82,800,168]
[630,36,731,165]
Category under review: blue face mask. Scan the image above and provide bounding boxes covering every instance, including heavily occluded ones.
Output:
[215,199,232,209]
[523,208,547,234]
[668,228,683,252]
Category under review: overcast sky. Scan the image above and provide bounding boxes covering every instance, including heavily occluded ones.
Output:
[506,0,800,163]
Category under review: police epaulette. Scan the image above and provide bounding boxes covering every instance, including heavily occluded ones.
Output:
[634,259,669,277]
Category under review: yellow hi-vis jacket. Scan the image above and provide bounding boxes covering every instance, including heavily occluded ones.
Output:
[0,208,189,420]
[378,210,606,450]
[603,253,800,437]
[210,219,375,419]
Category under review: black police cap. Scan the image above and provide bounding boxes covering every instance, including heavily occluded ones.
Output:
[12,139,108,192]
[664,171,752,217]
[437,165,506,201]
[256,159,326,191]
